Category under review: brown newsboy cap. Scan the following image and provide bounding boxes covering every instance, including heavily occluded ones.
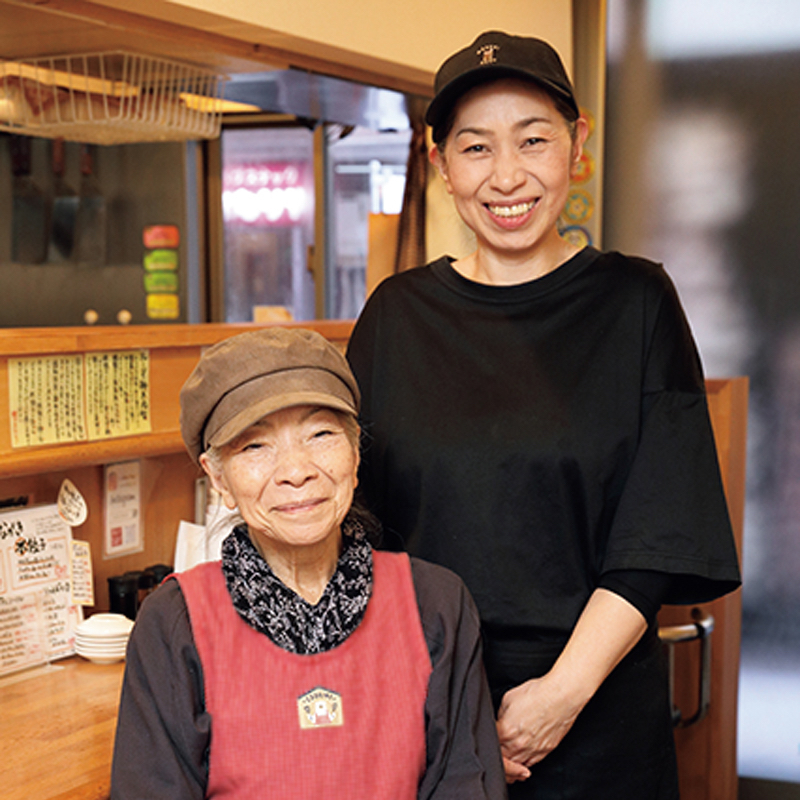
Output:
[179,327,360,464]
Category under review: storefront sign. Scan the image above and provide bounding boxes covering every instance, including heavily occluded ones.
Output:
[222,161,310,226]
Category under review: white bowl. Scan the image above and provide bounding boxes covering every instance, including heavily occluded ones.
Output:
[76,632,130,644]
[76,613,134,638]
[76,642,127,658]
[76,642,127,654]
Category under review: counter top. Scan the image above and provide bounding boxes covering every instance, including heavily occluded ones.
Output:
[0,321,354,357]
[1,656,124,800]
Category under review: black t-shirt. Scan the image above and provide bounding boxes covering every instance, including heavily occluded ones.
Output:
[347,248,741,635]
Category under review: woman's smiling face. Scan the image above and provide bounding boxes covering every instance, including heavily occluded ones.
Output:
[201,405,358,555]
[431,78,586,265]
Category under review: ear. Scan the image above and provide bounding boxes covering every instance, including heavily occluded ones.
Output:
[570,116,590,176]
[429,144,453,194]
[199,453,238,510]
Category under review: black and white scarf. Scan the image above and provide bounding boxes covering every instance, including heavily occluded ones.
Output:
[221,514,373,654]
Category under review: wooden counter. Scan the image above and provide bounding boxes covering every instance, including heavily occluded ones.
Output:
[1,656,124,800]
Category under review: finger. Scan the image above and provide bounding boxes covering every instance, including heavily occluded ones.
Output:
[500,738,528,762]
[503,756,531,783]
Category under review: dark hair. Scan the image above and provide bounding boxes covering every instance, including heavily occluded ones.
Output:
[432,77,580,147]
[345,501,384,547]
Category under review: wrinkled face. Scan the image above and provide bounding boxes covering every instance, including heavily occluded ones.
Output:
[431,78,587,261]
[201,405,358,554]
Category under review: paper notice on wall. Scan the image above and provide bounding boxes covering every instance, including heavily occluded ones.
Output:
[8,356,88,448]
[85,350,151,440]
[8,349,152,449]
[0,504,81,677]
[104,460,143,558]
[58,479,88,528]
[70,540,94,606]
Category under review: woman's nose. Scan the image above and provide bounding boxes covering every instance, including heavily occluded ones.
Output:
[273,445,317,485]
[491,149,526,193]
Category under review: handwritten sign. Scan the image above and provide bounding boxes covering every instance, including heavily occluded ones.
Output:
[58,479,88,527]
[0,505,80,676]
[0,595,43,671]
[85,350,151,440]
[8,350,152,449]
[70,540,94,606]
[8,356,87,448]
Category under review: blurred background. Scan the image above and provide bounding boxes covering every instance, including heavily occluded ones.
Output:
[603,0,800,789]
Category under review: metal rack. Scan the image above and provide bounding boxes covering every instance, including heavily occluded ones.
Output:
[0,51,225,144]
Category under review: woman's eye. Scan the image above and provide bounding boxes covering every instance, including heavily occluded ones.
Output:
[464,143,485,154]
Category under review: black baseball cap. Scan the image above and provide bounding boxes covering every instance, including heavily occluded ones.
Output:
[425,31,579,135]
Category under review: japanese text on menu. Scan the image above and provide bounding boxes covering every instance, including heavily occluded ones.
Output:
[8,350,151,448]
[0,505,80,676]
[8,356,86,447]
[85,350,151,440]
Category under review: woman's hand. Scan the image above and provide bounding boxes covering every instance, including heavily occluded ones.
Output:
[496,671,583,781]
[495,588,649,783]
[502,755,532,783]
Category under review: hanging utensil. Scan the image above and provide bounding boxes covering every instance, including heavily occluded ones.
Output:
[74,143,107,266]
[49,138,78,261]
[10,134,48,264]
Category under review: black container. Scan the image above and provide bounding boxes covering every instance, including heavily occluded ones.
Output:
[138,569,156,597]
[125,569,157,607]
[148,564,174,585]
[108,574,139,620]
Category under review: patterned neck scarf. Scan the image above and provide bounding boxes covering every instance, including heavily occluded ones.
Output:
[221,514,373,655]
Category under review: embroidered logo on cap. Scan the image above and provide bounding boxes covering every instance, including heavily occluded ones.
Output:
[298,687,344,729]
[477,44,499,65]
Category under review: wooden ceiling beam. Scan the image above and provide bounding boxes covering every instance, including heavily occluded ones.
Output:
[1,0,433,97]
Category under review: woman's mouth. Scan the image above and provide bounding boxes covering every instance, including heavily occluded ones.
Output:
[275,498,325,514]
[486,200,535,218]
[485,199,537,229]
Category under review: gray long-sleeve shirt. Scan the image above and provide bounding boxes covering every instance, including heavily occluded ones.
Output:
[111,556,507,799]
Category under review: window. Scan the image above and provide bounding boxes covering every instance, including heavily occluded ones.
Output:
[216,108,411,322]
[220,126,316,322]
[326,126,411,319]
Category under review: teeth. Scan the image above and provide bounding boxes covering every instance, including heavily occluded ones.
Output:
[487,201,534,218]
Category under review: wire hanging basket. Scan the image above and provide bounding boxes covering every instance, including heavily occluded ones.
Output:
[0,51,225,144]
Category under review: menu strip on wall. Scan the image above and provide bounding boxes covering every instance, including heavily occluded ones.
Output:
[9,356,87,448]
[8,349,151,448]
[85,350,151,440]
[70,540,95,606]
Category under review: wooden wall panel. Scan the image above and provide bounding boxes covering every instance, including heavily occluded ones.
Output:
[658,377,748,800]
[0,321,353,612]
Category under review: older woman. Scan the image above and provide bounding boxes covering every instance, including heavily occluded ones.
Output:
[110,327,505,800]
[347,30,741,799]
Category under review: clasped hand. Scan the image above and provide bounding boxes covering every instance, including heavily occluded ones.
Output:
[495,673,583,783]
[494,589,649,783]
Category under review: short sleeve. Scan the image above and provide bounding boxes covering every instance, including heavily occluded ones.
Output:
[601,272,742,604]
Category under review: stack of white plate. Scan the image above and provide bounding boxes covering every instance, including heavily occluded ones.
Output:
[75,613,135,664]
